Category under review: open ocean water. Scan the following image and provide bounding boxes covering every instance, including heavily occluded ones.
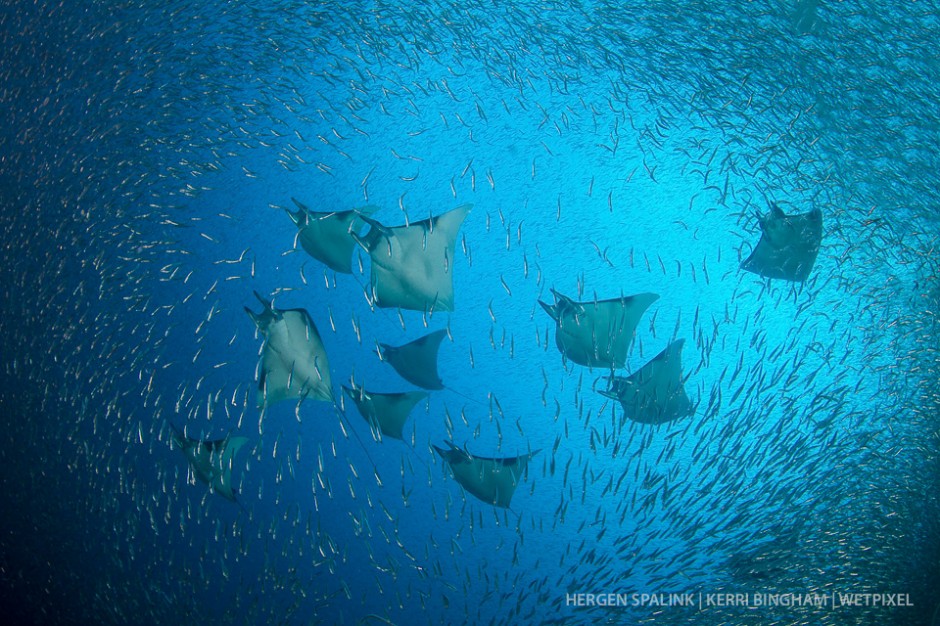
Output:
[0,1,938,624]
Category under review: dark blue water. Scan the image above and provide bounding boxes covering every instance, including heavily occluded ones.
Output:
[1,1,938,624]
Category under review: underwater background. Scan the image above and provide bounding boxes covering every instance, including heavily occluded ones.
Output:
[1,1,938,624]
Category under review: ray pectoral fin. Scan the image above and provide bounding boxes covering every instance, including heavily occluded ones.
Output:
[221,437,249,473]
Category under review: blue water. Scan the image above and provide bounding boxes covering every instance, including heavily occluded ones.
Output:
[1,1,938,624]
